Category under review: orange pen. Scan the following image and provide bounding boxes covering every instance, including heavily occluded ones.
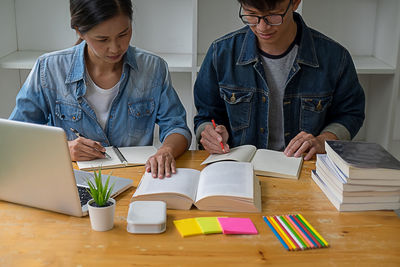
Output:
[211,119,226,153]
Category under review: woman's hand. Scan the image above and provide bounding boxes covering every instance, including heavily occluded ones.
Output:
[145,147,176,179]
[68,137,106,161]
[145,133,188,179]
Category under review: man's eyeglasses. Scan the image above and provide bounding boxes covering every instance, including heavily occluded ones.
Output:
[239,0,292,26]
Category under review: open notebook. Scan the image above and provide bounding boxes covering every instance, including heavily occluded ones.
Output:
[77,146,157,171]
[131,161,262,213]
[201,145,303,179]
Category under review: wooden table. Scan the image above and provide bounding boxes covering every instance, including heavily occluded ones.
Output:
[0,151,399,266]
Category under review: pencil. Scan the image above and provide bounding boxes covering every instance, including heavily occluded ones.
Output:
[298,214,329,247]
[290,215,320,248]
[280,215,307,249]
[263,216,289,251]
[295,214,325,248]
[211,119,226,153]
[275,216,302,250]
[269,216,297,251]
[285,215,315,249]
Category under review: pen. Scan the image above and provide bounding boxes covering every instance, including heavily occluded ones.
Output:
[211,119,226,153]
[70,128,111,159]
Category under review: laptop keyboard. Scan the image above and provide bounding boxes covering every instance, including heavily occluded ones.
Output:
[77,186,92,206]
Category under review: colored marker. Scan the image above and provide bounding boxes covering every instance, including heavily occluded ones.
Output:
[280,215,307,249]
[276,216,303,250]
[291,215,320,248]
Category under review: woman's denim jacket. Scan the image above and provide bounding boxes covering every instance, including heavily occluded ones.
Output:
[10,41,192,147]
[194,13,365,149]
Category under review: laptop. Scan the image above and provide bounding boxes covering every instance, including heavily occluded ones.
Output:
[0,118,133,217]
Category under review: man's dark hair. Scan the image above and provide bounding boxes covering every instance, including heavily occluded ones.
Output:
[237,0,286,11]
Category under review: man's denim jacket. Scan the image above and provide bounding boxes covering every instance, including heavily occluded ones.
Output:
[10,41,192,147]
[194,13,365,149]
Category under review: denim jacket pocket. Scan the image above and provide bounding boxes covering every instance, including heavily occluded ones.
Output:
[128,99,155,137]
[219,86,253,131]
[300,95,332,135]
[55,101,83,140]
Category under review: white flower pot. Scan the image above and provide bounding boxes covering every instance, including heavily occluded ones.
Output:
[88,198,116,231]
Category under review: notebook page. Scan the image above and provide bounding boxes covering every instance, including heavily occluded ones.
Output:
[119,146,157,165]
[201,145,257,165]
[76,146,121,170]
[252,149,303,178]
[195,162,253,202]
[133,168,201,201]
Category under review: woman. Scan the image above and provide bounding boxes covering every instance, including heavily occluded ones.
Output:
[9,0,192,178]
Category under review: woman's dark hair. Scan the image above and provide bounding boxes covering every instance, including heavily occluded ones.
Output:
[237,0,286,11]
[70,0,133,44]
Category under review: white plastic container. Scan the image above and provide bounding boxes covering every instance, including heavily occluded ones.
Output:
[127,201,167,234]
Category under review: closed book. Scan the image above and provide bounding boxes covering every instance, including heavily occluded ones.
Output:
[311,170,400,212]
[131,161,262,213]
[325,140,400,180]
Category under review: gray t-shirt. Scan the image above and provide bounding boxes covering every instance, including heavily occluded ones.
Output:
[260,44,298,151]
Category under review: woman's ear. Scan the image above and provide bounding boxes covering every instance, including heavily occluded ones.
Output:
[292,0,302,11]
[75,27,84,40]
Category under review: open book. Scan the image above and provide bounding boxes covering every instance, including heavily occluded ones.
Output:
[201,145,303,179]
[131,161,262,213]
[77,146,157,171]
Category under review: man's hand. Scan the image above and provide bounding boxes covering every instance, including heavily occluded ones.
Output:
[145,147,176,179]
[284,131,338,160]
[200,124,230,154]
[68,137,106,161]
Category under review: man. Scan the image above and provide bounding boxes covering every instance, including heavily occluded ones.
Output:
[194,0,365,160]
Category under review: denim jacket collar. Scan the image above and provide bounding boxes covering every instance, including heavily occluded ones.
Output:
[65,41,139,97]
[237,13,319,68]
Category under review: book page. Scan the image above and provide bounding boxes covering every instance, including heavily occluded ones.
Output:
[201,145,257,165]
[251,149,303,179]
[132,168,201,202]
[76,146,122,170]
[119,146,157,165]
[195,162,254,202]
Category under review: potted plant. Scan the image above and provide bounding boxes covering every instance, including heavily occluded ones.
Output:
[86,168,116,231]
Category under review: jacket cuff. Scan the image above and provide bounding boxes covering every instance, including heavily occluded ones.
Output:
[164,128,193,149]
[321,123,351,140]
[195,122,213,148]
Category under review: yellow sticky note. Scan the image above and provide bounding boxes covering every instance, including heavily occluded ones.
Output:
[173,218,203,237]
[195,217,222,234]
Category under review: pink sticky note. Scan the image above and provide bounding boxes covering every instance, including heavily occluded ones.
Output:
[217,217,258,235]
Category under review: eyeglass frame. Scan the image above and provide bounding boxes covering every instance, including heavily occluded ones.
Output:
[239,0,293,26]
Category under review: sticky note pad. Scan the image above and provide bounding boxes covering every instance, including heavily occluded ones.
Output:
[173,218,203,237]
[217,217,258,235]
[195,217,222,234]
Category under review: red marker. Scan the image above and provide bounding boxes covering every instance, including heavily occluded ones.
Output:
[211,119,226,153]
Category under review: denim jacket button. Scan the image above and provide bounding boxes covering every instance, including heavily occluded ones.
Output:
[260,128,264,133]
[136,112,141,116]
[72,116,76,120]
[230,93,236,102]
[262,96,266,103]
[316,100,323,111]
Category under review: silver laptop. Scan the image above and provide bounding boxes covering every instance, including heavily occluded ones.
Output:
[0,119,132,217]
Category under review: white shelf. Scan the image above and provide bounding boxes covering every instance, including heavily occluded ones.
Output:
[0,50,46,69]
[353,56,395,75]
[154,53,193,72]
[0,50,193,73]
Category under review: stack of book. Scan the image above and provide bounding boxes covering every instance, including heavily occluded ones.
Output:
[311,140,400,211]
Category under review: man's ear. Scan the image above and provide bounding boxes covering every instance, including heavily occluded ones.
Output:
[292,0,301,11]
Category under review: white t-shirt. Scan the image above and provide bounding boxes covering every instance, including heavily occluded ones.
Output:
[84,71,120,130]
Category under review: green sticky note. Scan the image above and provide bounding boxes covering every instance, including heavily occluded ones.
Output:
[195,217,222,234]
[173,218,203,237]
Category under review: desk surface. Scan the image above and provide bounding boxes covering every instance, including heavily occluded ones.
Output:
[1,151,399,266]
